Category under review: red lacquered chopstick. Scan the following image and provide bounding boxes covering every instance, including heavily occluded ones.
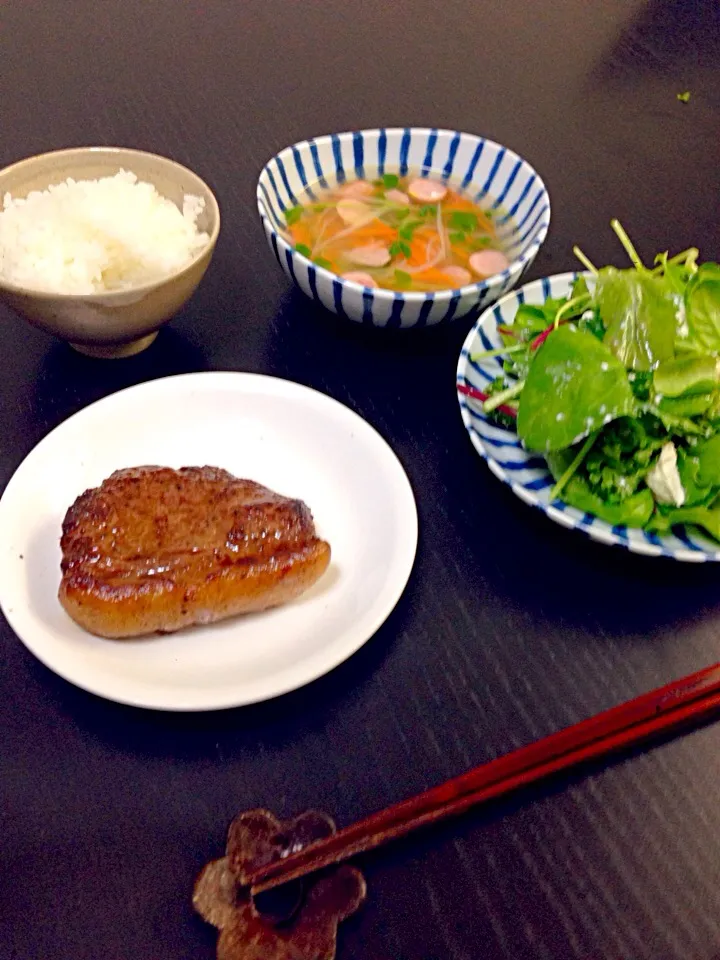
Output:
[249,662,720,895]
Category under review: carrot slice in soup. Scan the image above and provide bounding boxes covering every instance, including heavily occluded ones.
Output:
[289,222,313,248]
[347,221,397,243]
[412,267,455,285]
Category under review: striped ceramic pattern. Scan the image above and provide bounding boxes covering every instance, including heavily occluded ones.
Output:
[456,272,720,562]
[257,128,550,328]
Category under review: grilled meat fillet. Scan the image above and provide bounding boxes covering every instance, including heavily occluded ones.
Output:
[59,466,331,639]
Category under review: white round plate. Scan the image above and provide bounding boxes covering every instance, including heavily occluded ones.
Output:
[0,372,418,709]
[457,273,720,562]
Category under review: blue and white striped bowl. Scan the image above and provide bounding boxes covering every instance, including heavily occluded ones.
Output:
[457,272,720,562]
[257,128,550,329]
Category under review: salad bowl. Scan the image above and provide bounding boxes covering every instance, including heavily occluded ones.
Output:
[457,272,720,562]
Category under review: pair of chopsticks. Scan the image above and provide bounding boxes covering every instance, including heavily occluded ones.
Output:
[248,661,720,896]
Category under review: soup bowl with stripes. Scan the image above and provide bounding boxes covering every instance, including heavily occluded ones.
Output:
[456,272,720,562]
[257,128,551,329]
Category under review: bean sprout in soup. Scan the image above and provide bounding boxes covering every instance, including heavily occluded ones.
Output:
[283,173,511,292]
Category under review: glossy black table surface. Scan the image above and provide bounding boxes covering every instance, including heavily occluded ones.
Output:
[2,2,720,958]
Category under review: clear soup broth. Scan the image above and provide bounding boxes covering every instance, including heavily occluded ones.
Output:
[282,172,512,293]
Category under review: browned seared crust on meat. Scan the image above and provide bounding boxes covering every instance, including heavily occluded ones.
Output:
[59,466,331,639]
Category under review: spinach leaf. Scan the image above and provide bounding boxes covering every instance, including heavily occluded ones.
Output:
[654,355,719,397]
[502,352,532,382]
[566,273,605,340]
[559,473,655,527]
[706,393,720,424]
[499,299,566,382]
[696,434,720,487]
[658,393,715,417]
[595,267,678,371]
[513,300,564,339]
[517,325,636,452]
[571,275,590,300]
[654,253,694,311]
[675,448,712,506]
[545,448,573,481]
[643,404,710,437]
[511,305,547,335]
[685,263,720,354]
[649,498,720,543]
[577,308,605,341]
[511,291,592,344]
[664,259,692,297]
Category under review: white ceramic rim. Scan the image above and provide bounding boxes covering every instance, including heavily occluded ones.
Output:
[0,372,420,709]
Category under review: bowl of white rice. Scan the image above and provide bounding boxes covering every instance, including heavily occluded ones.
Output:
[0,147,220,357]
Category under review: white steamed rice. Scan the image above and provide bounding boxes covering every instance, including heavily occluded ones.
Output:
[0,170,210,294]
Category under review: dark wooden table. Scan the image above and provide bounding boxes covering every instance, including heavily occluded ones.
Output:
[2,2,720,958]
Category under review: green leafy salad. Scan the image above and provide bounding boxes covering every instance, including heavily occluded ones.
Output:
[474,221,720,542]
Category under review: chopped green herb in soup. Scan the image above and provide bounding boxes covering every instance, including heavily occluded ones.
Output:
[283,174,510,292]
